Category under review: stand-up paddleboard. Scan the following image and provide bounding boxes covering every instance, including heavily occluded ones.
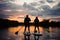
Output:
[32,30,42,36]
[33,33,42,36]
[23,31,31,36]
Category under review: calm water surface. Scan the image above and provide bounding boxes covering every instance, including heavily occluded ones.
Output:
[0,26,60,40]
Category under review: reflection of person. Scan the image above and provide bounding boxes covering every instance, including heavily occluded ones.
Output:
[34,17,40,33]
[24,15,31,32]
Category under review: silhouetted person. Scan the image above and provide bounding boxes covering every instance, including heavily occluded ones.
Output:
[24,15,31,32]
[34,17,40,33]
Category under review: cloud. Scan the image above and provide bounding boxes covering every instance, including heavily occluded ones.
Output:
[53,2,60,9]
[51,18,60,21]
[48,2,60,16]
[49,9,60,16]
[39,0,45,4]
[0,1,23,10]
[30,2,39,6]
[46,0,55,3]
[0,13,9,18]
[23,2,37,10]
[22,1,60,16]
[22,1,60,21]
[0,0,60,21]
[0,3,12,10]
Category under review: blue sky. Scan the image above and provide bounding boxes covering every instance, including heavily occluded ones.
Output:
[0,0,60,21]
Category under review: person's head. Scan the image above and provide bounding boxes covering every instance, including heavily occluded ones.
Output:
[26,15,28,17]
[36,17,38,19]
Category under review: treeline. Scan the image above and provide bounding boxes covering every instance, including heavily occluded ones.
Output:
[50,21,60,27]
[39,19,60,27]
[19,19,60,27]
[0,18,19,28]
[0,18,60,28]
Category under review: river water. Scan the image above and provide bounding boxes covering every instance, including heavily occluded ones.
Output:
[0,26,60,40]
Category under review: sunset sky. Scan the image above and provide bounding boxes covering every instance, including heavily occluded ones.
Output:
[0,0,60,22]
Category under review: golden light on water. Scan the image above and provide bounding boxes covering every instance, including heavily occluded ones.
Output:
[8,26,44,33]
[49,27,53,32]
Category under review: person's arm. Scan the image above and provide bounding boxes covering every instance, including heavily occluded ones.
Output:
[24,18,26,23]
[29,18,31,21]
[38,19,39,22]
[34,19,36,24]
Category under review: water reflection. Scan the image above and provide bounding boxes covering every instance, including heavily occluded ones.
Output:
[0,28,11,40]
[0,26,60,40]
[24,35,30,40]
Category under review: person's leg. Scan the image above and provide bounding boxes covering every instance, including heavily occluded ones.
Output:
[28,36,30,40]
[24,35,26,40]
[37,27,40,33]
[34,26,36,32]
[24,26,27,32]
[28,25,30,32]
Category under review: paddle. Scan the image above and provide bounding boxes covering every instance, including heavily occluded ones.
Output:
[15,26,23,35]
[15,31,19,35]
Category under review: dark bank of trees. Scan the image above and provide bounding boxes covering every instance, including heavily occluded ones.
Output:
[0,18,19,28]
[39,19,50,26]
[50,21,60,27]
[0,18,60,28]
[30,19,60,27]
[39,19,60,28]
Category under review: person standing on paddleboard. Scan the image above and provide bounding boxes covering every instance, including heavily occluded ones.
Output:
[24,15,31,33]
[34,17,40,33]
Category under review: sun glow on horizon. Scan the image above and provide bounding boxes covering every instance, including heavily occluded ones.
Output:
[7,14,43,22]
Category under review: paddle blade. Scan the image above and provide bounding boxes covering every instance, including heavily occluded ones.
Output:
[15,31,18,35]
